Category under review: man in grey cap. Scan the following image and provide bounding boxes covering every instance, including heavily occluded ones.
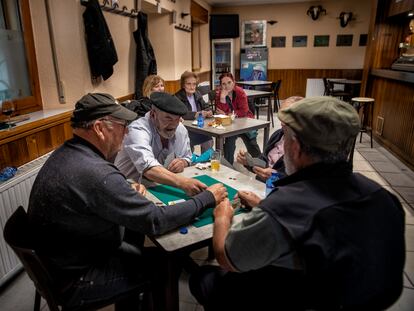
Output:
[116,92,207,195]
[190,96,405,310]
[27,93,227,311]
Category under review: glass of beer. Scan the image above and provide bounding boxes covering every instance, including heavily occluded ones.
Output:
[211,150,221,172]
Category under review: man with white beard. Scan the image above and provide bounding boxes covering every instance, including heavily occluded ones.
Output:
[189,96,406,311]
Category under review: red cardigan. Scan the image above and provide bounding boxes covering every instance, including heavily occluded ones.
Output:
[215,85,254,118]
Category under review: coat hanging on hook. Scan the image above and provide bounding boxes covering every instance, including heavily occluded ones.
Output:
[81,0,118,80]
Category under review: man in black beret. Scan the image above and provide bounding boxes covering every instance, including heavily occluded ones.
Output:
[116,92,208,195]
[28,93,227,310]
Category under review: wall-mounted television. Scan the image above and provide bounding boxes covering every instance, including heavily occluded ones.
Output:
[210,14,239,39]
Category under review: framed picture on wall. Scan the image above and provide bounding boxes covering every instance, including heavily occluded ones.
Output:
[292,35,307,47]
[271,36,286,48]
[241,20,267,48]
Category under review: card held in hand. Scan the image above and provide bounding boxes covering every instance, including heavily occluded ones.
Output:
[253,158,267,168]
[164,152,176,168]
[245,152,254,167]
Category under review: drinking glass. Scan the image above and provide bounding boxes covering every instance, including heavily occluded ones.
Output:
[211,150,221,172]
[1,100,15,130]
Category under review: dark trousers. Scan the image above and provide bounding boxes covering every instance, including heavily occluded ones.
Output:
[189,132,213,153]
[189,265,307,311]
[61,246,169,311]
[224,133,261,164]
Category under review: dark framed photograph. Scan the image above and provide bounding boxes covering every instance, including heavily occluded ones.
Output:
[241,20,267,48]
[292,35,307,47]
[271,36,286,48]
[359,34,368,46]
[336,34,353,46]
[314,35,330,47]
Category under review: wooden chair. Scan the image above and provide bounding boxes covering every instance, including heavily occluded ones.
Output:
[323,78,351,101]
[272,80,282,112]
[3,206,152,311]
[254,84,274,127]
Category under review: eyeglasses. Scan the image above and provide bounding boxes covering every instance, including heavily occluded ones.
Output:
[100,118,129,128]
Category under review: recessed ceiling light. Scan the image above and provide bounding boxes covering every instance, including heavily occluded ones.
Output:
[408,12,414,17]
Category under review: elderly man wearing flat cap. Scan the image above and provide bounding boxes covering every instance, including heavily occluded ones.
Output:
[190,97,405,311]
[27,93,227,311]
[116,91,208,195]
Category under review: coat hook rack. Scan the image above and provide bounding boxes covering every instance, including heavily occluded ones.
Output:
[175,24,192,33]
[83,0,139,18]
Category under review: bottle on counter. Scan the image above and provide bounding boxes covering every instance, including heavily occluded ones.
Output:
[197,112,204,128]
[265,171,280,197]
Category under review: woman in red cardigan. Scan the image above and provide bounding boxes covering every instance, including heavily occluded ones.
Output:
[215,72,261,164]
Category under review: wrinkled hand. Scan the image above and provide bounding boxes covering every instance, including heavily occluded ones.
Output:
[168,158,187,173]
[252,167,274,180]
[236,190,261,209]
[236,150,248,166]
[203,110,213,118]
[213,198,233,220]
[206,183,228,204]
[179,177,207,196]
[131,183,147,196]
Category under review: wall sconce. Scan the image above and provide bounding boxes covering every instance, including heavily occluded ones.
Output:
[267,20,278,25]
[181,12,189,18]
[307,5,326,20]
[339,12,353,28]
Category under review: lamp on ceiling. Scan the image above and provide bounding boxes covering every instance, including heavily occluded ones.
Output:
[339,12,353,27]
[307,5,326,21]
[267,20,278,25]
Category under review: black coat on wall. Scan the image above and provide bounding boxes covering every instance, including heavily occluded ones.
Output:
[134,12,157,98]
[82,0,118,80]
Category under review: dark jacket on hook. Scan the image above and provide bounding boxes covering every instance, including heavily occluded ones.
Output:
[82,0,118,80]
[134,12,157,98]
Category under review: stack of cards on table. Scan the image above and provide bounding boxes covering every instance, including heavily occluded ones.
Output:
[245,152,267,168]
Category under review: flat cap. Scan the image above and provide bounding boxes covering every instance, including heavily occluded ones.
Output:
[278,96,360,152]
[71,93,137,122]
[150,92,188,116]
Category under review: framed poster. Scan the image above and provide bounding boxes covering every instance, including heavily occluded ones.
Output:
[292,35,307,47]
[337,34,353,46]
[271,36,286,48]
[241,20,267,48]
[314,35,330,47]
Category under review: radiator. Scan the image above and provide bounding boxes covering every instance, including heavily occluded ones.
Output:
[0,152,50,287]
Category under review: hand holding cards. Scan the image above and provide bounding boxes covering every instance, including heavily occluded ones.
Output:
[245,152,267,168]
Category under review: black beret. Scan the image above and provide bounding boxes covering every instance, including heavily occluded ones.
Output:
[71,93,137,122]
[150,92,188,116]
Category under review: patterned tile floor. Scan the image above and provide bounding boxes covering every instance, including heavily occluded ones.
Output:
[1,113,413,311]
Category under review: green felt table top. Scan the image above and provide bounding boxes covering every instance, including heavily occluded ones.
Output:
[148,174,241,227]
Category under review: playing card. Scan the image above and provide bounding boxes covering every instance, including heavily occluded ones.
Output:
[253,158,267,168]
[163,152,175,168]
[245,152,254,167]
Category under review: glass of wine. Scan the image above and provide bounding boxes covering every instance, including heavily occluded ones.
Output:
[1,99,15,130]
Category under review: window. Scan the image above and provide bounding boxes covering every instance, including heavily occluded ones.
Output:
[0,0,41,114]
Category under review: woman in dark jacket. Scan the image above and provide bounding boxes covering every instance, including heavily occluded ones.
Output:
[175,71,213,153]
[123,75,165,118]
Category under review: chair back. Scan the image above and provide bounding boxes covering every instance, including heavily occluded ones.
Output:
[271,80,282,111]
[322,77,333,95]
[3,206,61,311]
[207,89,216,112]
[197,81,211,96]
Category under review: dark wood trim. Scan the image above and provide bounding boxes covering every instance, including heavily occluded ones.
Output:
[15,0,42,114]
[371,69,414,83]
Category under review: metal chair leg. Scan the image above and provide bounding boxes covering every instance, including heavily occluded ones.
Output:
[34,290,41,311]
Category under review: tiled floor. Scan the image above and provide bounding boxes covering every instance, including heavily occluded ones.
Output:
[1,112,413,311]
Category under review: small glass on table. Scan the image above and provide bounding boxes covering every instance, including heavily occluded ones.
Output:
[1,99,15,130]
[211,150,221,172]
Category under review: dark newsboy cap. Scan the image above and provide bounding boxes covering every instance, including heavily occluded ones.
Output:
[71,93,137,122]
[278,96,360,152]
[150,92,188,116]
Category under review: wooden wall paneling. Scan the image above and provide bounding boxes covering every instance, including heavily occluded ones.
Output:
[368,77,414,169]
[388,0,414,17]
[9,138,32,167]
[197,71,210,83]
[266,69,363,99]
[191,0,208,24]
[164,80,181,94]
[25,134,40,159]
